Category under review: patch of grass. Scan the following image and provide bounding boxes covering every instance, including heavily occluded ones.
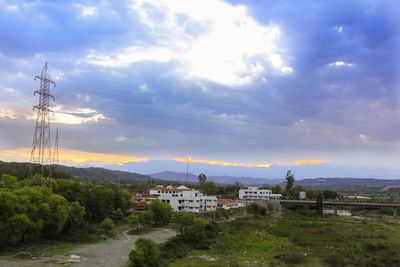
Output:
[169,214,400,267]
[0,240,91,260]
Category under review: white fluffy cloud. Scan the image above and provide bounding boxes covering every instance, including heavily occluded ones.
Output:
[328,61,354,67]
[86,0,292,87]
[52,105,106,124]
[0,105,106,125]
[76,5,98,17]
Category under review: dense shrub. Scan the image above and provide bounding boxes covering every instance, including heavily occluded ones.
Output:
[172,213,207,246]
[148,200,172,226]
[138,210,154,228]
[129,213,140,233]
[100,218,115,237]
[0,185,70,247]
[160,237,193,260]
[247,203,268,216]
[129,238,163,267]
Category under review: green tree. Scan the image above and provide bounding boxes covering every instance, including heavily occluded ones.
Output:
[149,200,172,226]
[129,238,162,267]
[323,190,338,200]
[172,213,207,245]
[292,185,305,199]
[0,174,18,189]
[285,170,295,191]
[100,218,115,237]
[114,189,132,213]
[198,173,207,188]
[0,190,17,222]
[247,203,267,216]
[129,249,145,267]
[202,181,218,195]
[217,181,242,198]
[67,202,86,229]
[271,185,282,194]
[184,218,207,244]
[172,213,194,236]
[86,185,115,222]
[43,194,70,237]
[138,210,154,228]
[0,214,32,246]
[129,213,140,232]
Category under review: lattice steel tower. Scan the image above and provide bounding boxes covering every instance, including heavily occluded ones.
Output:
[30,62,55,176]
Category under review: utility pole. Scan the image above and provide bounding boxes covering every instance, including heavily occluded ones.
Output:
[30,62,55,182]
[186,156,190,186]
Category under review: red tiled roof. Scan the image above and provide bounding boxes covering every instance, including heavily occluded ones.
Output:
[150,187,193,192]
[217,199,238,205]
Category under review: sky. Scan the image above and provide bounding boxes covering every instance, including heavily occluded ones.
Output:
[0,0,399,177]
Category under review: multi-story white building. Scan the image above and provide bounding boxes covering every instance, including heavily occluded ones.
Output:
[149,185,217,213]
[239,187,282,200]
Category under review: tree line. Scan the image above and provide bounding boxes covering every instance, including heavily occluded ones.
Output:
[0,174,131,247]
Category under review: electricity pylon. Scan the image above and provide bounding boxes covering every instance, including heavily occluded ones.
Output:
[30,62,55,179]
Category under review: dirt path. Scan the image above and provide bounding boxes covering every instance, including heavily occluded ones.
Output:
[0,228,176,267]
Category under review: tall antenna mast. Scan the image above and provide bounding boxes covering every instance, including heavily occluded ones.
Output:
[186,156,190,186]
[30,62,55,178]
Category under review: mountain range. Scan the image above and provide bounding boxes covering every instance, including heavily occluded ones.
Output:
[1,160,400,189]
[149,171,282,185]
[295,177,400,189]
[105,160,399,180]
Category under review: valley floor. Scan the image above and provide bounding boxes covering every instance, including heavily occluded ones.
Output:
[0,228,176,267]
[170,213,400,267]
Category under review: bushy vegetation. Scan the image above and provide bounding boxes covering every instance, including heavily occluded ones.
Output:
[129,238,163,267]
[158,213,211,265]
[127,200,172,235]
[0,185,69,246]
[171,213,207,245]
[169,214,400,267]
[99,218,116,237]
[247,202,268,216]
[0,173,131,247]
[148,200,173,226]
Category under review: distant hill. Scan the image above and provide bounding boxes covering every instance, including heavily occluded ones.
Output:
[2,160,399,189]
[0,160,154,182]
[150,171,198,182]
[56,165,154,182]
[105,159,400,180]
[295,177,400,189]
[150,171,283,185]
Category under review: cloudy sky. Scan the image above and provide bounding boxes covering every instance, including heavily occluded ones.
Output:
[0,0,399,176]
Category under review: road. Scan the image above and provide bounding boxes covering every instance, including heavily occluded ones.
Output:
[0,228,176,267]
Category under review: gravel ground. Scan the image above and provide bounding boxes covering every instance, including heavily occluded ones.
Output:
[0,228,176,267]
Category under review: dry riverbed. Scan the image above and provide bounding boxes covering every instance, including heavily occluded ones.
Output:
[0,228,176,267]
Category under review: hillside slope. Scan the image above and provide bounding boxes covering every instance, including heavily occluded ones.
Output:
[0,160,154,182]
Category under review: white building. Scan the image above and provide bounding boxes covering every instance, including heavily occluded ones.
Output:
[239,187,282,200]
[149,185,217,213]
